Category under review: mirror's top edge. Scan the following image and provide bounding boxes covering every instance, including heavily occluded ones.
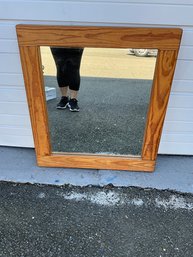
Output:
[16,24,182,50]
[16,24,182,33]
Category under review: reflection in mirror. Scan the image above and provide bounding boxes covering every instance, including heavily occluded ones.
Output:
[40,47,157,156]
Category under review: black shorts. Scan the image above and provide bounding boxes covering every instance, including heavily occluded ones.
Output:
[50,47,83,91]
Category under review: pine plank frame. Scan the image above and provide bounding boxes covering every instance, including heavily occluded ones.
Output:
[16,25,182,172]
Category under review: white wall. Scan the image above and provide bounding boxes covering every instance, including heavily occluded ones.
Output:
[0,0,193,154]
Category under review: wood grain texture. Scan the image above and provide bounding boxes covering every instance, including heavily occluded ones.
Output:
[19,46,51,157]
[142,50,179,160]
[38,155,155,172]
[16,25,182,50]
[16,25,182,171]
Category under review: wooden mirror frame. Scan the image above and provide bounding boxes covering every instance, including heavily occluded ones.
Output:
[16,25,182,172]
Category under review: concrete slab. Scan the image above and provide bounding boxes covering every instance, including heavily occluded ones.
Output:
[0,146,193,193]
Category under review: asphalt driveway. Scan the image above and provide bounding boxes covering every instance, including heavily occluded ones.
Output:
[1,182,193,257]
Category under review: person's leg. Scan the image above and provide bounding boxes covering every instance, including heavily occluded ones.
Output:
[55,72,69,109]
[60,86,68,97]
[50,48,70,109]
[67,49,83,111]
[70,90,78,99]
[68,72,81,112]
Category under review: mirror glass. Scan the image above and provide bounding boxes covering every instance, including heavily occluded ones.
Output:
[40,47,157,156]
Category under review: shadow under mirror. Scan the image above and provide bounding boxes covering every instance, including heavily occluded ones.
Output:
[40,47,157,156]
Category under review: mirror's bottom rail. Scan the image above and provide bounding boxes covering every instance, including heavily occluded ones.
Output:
[37,154,155,172]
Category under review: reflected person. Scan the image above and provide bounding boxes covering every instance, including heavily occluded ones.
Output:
[50,47,83,112]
